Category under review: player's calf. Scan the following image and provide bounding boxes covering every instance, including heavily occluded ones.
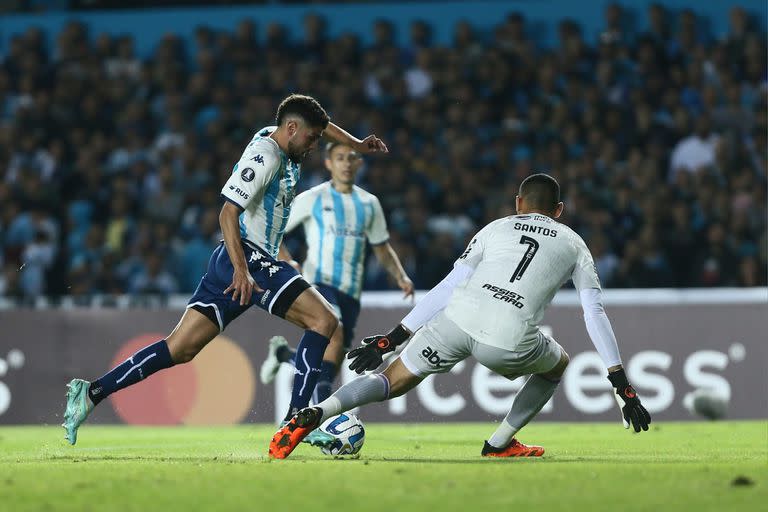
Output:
[280,289,339,419]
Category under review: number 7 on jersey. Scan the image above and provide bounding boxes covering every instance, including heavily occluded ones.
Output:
[510,235,539,282]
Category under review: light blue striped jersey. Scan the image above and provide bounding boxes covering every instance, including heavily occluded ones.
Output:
[220,126,300,258]
[286,181,389,299]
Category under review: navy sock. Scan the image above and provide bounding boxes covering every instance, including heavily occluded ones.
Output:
[88,340,174,406]
[276,345,295,364]
[312,361,338,405]
[285,330,330,420]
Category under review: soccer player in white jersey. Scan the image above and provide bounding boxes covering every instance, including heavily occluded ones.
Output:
[60,95,389,454]
[269,173,651,459]
[259,142,413,444]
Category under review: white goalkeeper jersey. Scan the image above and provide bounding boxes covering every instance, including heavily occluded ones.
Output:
[444,214,601,351]
[285,182,390,299]
[220,126,300,258]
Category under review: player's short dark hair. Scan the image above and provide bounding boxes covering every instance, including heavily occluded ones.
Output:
[519,173,560,212]
[275,94,330,129]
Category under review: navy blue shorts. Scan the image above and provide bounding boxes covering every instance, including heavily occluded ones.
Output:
[187,242,310,331]
[314,283,361,349]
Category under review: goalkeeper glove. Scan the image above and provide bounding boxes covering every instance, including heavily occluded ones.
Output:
[347,324,411,374]
[608,368,651,432]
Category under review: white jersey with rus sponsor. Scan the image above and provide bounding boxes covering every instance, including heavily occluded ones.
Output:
[444,214,601,352]
[285,181,389,299]
[219,126,300,258]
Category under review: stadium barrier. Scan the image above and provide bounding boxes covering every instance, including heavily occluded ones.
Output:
[0,288,765,424]
[1,0,764,58]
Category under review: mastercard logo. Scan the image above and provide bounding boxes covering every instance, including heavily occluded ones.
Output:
[109,334,256,425]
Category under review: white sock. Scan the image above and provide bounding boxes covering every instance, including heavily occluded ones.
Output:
[488,422,519,449]
[488,374,560,448]
[316,374,389,421]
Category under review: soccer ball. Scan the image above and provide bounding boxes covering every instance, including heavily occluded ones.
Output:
[318,413,366,456]
[685,388,729,420]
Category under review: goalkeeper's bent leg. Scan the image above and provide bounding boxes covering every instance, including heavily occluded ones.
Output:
[488,374,561,448]
[488,351,569,449]
[316,357,422,419]
[316,374,389,419]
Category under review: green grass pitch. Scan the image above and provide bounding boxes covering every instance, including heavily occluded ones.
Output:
[1,421,765,511]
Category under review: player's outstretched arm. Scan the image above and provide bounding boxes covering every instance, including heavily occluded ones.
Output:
[347,263,475,374]
[579,288,651,432]
[324,122,388,154]
[372,243,414,299]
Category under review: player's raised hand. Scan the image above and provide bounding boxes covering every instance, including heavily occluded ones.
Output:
[224,268,262,306]
[358,135,388,154]
[608,368,651,432]
[398,275,415,301]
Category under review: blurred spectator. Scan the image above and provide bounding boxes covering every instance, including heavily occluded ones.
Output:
[129,252,179,295]
[19,229,56,297]
[661,201,701,287]
[0,263,21,298]
[669,114,721,181]
[176,208,220,291]
[692,223,739,286]
[0,7,765,302]
[589,233,620,286]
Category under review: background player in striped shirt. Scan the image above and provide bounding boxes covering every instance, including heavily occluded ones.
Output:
[61,95,389,451]
[261,142,413,444]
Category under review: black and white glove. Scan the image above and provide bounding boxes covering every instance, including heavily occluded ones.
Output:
[347,325,410,374]
[608,368,651,433]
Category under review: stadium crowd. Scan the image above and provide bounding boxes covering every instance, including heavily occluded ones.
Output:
[0,4,766,300]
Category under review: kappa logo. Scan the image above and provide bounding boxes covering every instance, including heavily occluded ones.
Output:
[249,251,263,263]
[260,289,272,305]
[241,167,256,182]
[421,346,442,366]
[252,154,265,165]
[257,260,280,276]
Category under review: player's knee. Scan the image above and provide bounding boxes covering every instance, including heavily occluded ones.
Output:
[330,324,345,346]
[549,350,570,379]
[173,347,198,364]
[325,323,342,345]
[167,341,200,364]
[382,364,420,398]
[387,375,414,398]
[309,310,339,338]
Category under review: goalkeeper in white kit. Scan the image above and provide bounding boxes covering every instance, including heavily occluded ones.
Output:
[269,173,651,459]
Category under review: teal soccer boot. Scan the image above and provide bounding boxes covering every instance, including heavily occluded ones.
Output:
[62,379,94,445]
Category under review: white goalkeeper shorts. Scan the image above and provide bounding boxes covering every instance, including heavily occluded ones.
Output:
[399,311,563,380]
